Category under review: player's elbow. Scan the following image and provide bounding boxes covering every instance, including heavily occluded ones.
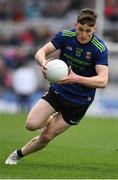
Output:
[35,52,42,66]
[100,83,107,88]
[99,78,108,88]
[35,52,39,62]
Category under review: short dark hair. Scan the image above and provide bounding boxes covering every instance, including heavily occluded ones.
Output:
[77,8,97,27]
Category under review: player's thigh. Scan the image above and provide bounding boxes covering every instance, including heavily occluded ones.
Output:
[26,99,56,129]
[45,112,71,139]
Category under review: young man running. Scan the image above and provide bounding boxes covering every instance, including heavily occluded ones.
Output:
[5,8,108,165]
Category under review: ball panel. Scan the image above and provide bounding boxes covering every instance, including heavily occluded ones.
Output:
[46,67,68,82]
[46,59,68,82]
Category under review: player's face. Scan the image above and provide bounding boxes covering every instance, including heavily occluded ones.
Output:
[75,23,96,44]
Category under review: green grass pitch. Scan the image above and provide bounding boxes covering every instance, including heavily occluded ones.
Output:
[0,113,118,179]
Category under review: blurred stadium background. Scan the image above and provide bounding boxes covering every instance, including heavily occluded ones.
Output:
[0,0,118,116]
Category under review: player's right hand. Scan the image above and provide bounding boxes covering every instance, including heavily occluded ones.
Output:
[40,60,47,78]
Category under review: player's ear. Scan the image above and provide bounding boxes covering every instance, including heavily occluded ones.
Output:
[94,25,96,32]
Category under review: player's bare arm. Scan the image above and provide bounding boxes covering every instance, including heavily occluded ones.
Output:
[35,42,56,65]
[58,65,108,88]
[35,42,57,76]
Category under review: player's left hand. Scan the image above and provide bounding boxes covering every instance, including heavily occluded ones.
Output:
[57,66,78,84]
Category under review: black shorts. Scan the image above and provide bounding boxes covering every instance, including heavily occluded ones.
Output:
[42,88,90,125]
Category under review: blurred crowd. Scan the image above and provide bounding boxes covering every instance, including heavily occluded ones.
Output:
[0,0,117,22]
[104,0,118,42]
[0,0,118,112]
[0,0,95,20]
[0,24,52,112]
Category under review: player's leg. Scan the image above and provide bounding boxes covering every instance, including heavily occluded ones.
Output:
[17,113,58,156]
[21,112,70,156]
[25,98,56,130]
[5,112,71,164]
[5,98,56,165]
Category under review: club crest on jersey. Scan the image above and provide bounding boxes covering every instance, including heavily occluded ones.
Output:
[76,48,83,57]
[86,51,91,60]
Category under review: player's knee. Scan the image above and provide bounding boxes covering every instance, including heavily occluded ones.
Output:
[25,121,36,131]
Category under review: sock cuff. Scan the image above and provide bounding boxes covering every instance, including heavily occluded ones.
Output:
[17,149,24,158]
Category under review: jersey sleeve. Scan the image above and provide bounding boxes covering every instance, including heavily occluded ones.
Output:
[96,48,108,66]
[51,31,64,49]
